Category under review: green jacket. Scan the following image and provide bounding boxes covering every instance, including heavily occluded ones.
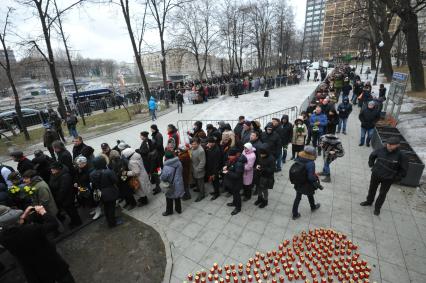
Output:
[31,177,58,216]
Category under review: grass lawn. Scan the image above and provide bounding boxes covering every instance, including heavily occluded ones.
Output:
[0,104,150,157]
[393,66,426,99]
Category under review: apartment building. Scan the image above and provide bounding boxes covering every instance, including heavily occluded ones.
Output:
[303,0,326,60]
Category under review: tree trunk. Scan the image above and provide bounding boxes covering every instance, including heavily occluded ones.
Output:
[8,72,30,140]
[403,15,425,91]
[380,47,393,82]
[35,3,66,118]
[370,40,377,70]
[159,34,169,108]
[120,0,151,101]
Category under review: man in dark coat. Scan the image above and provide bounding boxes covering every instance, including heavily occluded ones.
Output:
[233,116,245,141]
[72,136,94,161]
[150,124,165,168]
[260,123,281,168]
[223,148,246,215]
[176,89,184,113]
[52,141,75,177]
[240,121,252,144]
[291,146,322,220]
[10,151,34,175]
[337,97,353,134]
[254,146,275,208]
[137,131,153,173]
[275,115,293,166]
[205,137,222,200]
[358,101,380,147]
[360,137,408,215]
[31,150,53,184]
[49,162,82,228]
[0,205,75,283]
[43,125,59,160]
[206,124,222,145]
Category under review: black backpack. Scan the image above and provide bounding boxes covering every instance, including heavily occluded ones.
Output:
[289,161,308,185]
[0,165,16,185]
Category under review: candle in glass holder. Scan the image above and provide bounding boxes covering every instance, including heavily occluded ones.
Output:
[208,274,213,282]
[233,276,238,283]
[231,270,237,277]
[241,276,246,283]
[225,265,230,271]
[288,274,293,281]
[225,276,230,283]
[279,275,285,283]
[246,268,251,275]
[248,275,253,282]
[188,274,194,281]
[231,264,236,270]
[238,269,243,276]
[201,278,206,283]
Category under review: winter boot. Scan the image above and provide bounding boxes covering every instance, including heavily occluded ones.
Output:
[254,196,263,206]
[321,175,331,183]
[259,200,268,208]
[162,198,173,216]
[137,196,149,207]
[175,198,182,214]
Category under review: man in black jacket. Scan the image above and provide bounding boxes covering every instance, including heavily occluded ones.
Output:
[72,136,94,161]
[279,115,293,164]
[150,124,165,168]
[205,137,222,200]
[206,124,222,145]
[360,137,408,215]
[223,148,246,215]
[176,89,184,113]
[10,151,33,175]
[49,162,82,228]
[261,123,281,171]
[31,150,53,184]
[358,101,380,147]
[233,116,245,141]
[137,131,153,173]
[52,141,75,177]
[255,147,275,208]
[0,205,75,283]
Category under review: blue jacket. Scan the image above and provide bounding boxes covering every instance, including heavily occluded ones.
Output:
[309,112,328,134]
[148,97,157,110]
[337,102,353,119]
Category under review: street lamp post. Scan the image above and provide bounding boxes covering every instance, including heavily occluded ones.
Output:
[278,52,282,75]
[373,41,384,85]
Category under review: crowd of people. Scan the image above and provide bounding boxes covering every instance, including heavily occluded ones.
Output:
[0,64,409,283]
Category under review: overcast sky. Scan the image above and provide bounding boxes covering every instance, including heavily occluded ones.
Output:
[2,0,306,63]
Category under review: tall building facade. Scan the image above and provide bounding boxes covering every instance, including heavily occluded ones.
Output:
[320,0,360,60]
[303,0,326,60]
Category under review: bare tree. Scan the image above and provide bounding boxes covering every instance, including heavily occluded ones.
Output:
[118,0,151,101]
[378,0,426,91]
[18,0,84,118]
[52,0,86,125]
[0,8,30,140]
[147,0,189,107]
[174,0,217,80]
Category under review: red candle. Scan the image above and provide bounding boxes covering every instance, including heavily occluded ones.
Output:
[274,260,279,267]
[225,265,230,271]
[276,267,281,274]
[248,275,253,282]
[211,268,215,274]
[241,276,246,283]
[327,276,333,283]
[208,274,213,282]
[345,272,350,280]
[226,270,231,277]
[188,274,194,281]
[225,276,230,283]
[238,269,243,276]
[294,273,299,280]
[218,268,223,274]
[253,268,258,275]
[290,267,295,275]
[231,264,236,270]
[353,274,359,281]
[246,268,251,275]
[233,276,238,283]
[272,278,277,283]
[311,271,317,278]
[263,272,268,279]
[214,274,219,280]
[201,278,206,283]
[301,272,307,280]
[337,274,343,281]
[321,278,327,283]
[255,274,260,281]
[279,275,285,283]
[288,274,293,281]
[231,270,236,277]
[219,279,225,283]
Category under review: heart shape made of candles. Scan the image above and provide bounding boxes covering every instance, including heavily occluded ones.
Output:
[185,228,372,283]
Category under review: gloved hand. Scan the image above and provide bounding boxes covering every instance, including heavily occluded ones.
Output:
[313,181,324,190]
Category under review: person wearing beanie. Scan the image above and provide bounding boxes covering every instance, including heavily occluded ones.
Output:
[254,146,275,208]
[206,124,222,145]
[242,143,256,201]
[290,145,322,220]
[261,122,281,171]
[190,137,206,202]
[188,121,207,142]
[90,156,122,227]
[151,124,165,168]
[358,100,380,147]
[240,121,252,144]
[337,97,353,135]
[161,150,185,216]
[31,150,53,184]
[318,134,345,183]
[49,161,82,229]
[10,151,34,175]
[0,205,76,283]
[52,140,74,177]
[205,137,222,200]
[360,136,408,215]
[223,147,246,215]
[167,124,180,151]
[74,155,96,209]
[121,148,152,206]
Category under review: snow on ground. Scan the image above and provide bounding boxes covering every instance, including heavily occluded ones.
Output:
[192,81,318,120]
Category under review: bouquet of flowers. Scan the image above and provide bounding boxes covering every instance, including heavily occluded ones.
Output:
[296,124,305,134]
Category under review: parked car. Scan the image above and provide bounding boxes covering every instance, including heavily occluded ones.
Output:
[0,108,43,132]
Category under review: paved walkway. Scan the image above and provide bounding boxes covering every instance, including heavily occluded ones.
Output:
[126,104,426,283]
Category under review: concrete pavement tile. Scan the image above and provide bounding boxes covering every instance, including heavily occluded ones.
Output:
[199,201,222,215]
[210,233,237,255]
[408,269,426,283]
[353,236,378,259]
[181,222,205,239]
[263,224,287,243]
[376,235,406,267]
[229,242,256,263]
[352,210,374,228]
[169,216,191,232]
[207,216,229,231]
[182,241,210,263]
[392,211,422,240]
[239,228,263,249]
[399,235,426,258]
[245,218,268,234]
[172,255,198,280]
[196,227,221,248]
[198,247,227,270]
[379,260,410,283]
[228,211,252,227]
[221,221,245,240]
[170,232,193,255]
[256,235,281,253]
[252,206,274,222]
[191,212,215,226]
[286,218,310,233]
[403,253,426,276]
[352,223,376,243]
[269,213,290,229]
[331,218,352,235]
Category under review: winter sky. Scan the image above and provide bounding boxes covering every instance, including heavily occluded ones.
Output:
[1,0,306,63]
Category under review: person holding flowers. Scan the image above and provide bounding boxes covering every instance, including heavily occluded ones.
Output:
[291,116,307,160]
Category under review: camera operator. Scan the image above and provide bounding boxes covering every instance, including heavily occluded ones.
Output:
[0,205,75,283]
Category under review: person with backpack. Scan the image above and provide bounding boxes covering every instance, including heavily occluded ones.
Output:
[289,146,322,220]
[318,134,345,183]
[161,150,185,216]
[90,156,121,228]
[254,147,275,208]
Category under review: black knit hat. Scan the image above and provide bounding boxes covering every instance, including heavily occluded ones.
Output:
[50,162,63,170]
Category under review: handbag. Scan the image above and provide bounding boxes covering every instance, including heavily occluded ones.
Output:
[128,176,141,191]
[93,188,102,202]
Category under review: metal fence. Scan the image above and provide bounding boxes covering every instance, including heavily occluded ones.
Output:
[176,105,299,145]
